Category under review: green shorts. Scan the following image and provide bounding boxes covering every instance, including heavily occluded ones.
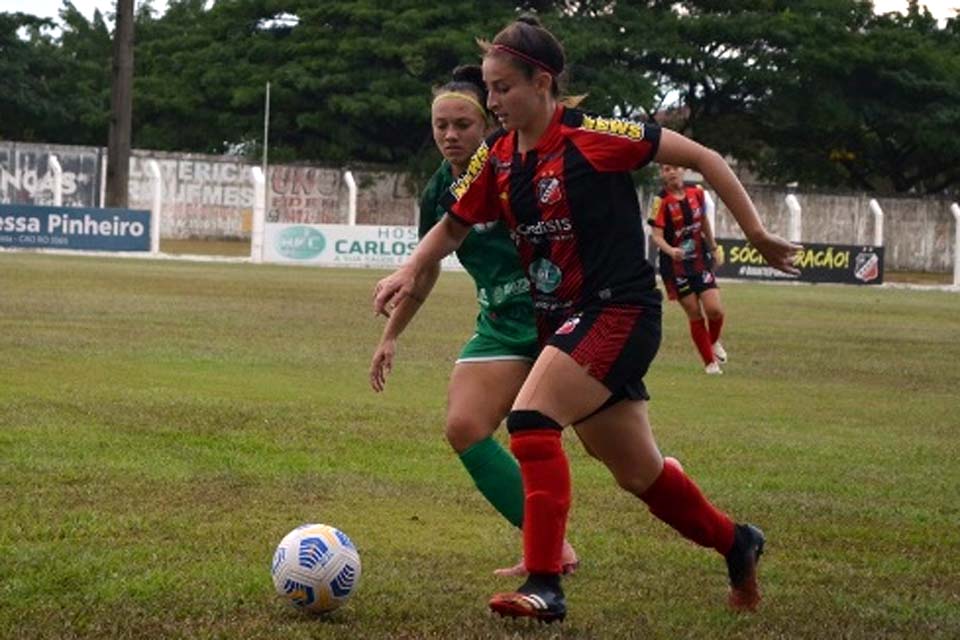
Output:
[456,308,539,363]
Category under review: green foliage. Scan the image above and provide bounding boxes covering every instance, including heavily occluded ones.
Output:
[1,1,959,193]
[0,6,111,145]
[756,3,960,192]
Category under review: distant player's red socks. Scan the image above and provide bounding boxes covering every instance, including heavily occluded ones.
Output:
[689,318,715,365]
[709,314,724,344]
[509,429,570,574]
[640,458,735,554]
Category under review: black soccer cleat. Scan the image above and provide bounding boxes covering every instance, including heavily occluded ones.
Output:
[725,523,765,612]
[489,573,566,623]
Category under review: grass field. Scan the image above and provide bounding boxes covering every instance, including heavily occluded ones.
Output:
[1,252,958,639]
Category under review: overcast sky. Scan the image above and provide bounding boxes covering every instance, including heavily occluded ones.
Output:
[4,0,957,24]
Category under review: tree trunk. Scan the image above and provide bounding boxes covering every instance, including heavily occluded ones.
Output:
[105,0,134,208]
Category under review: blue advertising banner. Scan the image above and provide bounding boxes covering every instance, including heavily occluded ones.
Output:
[0,204,151,252]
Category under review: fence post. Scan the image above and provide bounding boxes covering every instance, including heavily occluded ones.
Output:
[703,189,716,235]
[785,194,802,242]
[344,170,357,226]
[99,152,108,208]
[48,155,63,207]
[952,203,960,287]
[251,167,265,264]
[869,198,884,247]
[146,160,162,255]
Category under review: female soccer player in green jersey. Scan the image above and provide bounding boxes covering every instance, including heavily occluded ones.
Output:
[369,65,577,576]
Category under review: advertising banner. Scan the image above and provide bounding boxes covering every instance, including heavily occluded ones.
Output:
[262,223,463,270]
[0,204,151,252]
[715,238,883,285]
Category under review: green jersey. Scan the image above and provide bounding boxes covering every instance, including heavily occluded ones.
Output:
[419,161,537,356]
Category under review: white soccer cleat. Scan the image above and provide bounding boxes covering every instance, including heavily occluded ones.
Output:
[705,361,723,375]
[713,341,728,363]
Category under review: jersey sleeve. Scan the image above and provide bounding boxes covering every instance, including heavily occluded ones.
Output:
[565,111,661,173]
[418,168,444,239]
[439,139,500,227]
[648,194,667,228]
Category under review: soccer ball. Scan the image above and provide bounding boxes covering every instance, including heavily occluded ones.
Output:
[271,523,362,613]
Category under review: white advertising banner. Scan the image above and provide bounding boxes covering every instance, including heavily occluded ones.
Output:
[262,223,463,271]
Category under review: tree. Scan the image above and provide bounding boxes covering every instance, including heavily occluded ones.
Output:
[0,12,69,142]
[106,0,135,207]
[756,2,960,193]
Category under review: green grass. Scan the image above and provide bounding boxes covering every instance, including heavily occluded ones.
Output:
[1,252,958,639]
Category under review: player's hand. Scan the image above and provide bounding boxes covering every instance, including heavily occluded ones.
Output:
[713,244,725,267]
[750,230,802,275]
[671,247,685,261]
[373,267,415,317]
[369,339,396,393]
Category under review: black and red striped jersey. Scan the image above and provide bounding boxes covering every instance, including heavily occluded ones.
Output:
[440,105,662,322]
[649,186,713,278]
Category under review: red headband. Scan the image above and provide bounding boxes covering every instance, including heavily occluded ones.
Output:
[491,43,559,77]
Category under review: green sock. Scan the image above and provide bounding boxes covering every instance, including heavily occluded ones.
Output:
[458,436,524,528]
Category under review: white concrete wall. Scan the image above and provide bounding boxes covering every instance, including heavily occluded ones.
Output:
[2,140,954,272]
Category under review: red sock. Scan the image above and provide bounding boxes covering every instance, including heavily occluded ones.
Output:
[708,314,724,344]
[510,430,570,574]
[640,459,735,555]
[689,319,715,365]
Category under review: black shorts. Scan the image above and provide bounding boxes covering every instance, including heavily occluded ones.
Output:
[543,303,662,406]
[662,268,718,301]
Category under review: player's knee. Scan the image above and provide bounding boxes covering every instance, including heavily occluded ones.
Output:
[506,409,562,434]
[507,410,563,461]
[705,308,724,321]
[444,413,490,453]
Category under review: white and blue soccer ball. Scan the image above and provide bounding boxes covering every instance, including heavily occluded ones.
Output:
[271,523,361,613]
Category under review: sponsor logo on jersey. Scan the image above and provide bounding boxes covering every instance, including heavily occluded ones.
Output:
[450,142,489,200]
[580,114,645,141]
[529,257,563,293]
[513,218,573,240]
[478,277,531,307]
[537,177,563,205]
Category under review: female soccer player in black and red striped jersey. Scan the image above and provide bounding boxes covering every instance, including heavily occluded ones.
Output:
[650,164,728,374]
[373,15,801,623]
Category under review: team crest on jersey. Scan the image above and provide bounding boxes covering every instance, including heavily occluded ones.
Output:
[537,177,563,205]
[555,314,581,336]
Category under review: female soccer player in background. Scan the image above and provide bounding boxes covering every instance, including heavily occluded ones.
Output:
[650,164,728,374]
[374,16,801,622]
[369,65,577,577]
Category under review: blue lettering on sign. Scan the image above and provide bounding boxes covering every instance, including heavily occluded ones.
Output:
[0,204,151,252]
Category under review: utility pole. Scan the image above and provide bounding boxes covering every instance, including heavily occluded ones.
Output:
[106,0,135,208]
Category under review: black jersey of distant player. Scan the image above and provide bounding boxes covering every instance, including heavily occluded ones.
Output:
[440,105,662,328]
[649,186,713,280]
